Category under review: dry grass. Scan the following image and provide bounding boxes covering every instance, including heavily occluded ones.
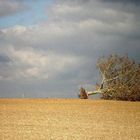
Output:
[0,99,140,140]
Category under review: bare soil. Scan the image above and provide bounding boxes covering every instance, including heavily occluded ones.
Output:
[0,99,140,140]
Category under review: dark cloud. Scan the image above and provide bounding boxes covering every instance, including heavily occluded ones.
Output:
[101,0,140,5]
[0,54,11,63]
[0,0,27,17]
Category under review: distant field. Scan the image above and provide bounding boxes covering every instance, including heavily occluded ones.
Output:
[0,99,140,140]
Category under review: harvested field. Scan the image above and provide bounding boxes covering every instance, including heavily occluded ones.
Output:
[0,99,140,140]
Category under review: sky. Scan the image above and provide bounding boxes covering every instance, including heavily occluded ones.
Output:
[0,0,140,98]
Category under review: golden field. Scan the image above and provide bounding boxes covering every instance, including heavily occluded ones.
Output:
[0,99,140,140]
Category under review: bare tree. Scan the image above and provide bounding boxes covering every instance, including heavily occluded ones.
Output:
[79,54,140,101]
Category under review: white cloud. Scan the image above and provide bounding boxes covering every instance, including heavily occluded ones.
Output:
[50,4,82,16]
[0,46,81,81]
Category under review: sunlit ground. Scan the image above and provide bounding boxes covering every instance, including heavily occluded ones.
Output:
[0,99,140,140]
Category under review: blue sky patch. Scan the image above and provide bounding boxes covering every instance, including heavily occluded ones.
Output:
[0,0,52,28]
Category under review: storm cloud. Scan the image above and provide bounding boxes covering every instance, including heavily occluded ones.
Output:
[0,0,140,97]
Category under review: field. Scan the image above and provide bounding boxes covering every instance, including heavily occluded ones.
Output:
[0,99,140,140]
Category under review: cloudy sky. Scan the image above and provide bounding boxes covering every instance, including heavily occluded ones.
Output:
[0,0,140,98]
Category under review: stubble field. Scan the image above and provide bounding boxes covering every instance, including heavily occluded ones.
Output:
[0,99,140,140]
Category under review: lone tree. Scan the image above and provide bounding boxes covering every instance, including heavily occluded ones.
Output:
[79,54,140,101]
